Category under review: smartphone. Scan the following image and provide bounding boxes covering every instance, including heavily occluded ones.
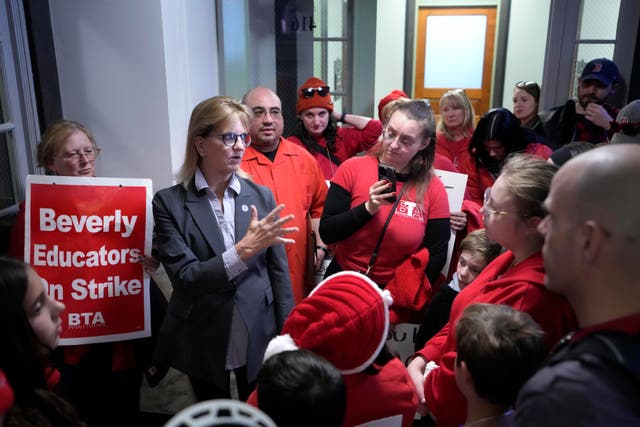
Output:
[377,163,397,203]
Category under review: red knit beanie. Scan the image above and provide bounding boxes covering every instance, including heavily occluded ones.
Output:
[263,271,393,374]
[297,77,334,114]
[378,89,409,120]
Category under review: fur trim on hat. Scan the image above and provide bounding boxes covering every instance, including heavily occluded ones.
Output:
[263,333,299,362]
[273,271,394,375]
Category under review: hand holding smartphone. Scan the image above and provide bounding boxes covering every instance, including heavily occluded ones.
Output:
[377,163,397,203]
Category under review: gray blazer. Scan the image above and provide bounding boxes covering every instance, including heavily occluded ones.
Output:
[152,177,293,386]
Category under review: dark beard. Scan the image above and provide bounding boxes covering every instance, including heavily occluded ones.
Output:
[579,94,602,109]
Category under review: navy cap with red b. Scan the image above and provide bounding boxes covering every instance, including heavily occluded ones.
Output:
[580,58,620,86]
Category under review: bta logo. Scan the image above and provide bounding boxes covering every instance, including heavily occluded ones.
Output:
[68,312,105,327]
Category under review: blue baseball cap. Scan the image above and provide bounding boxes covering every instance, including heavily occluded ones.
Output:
[581,58,620,86]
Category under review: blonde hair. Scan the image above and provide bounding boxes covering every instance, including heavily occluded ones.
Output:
[500,153,558,218]
[36,120,97,172]
[177,96,252,184]
[436,89,475,140]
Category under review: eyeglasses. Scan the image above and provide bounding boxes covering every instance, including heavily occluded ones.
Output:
[483,187,511,216]
[60,147,101,163]
[300,86,330,98]
[252,107,282,120]
[382,128,418,148]
[216,132,252,147]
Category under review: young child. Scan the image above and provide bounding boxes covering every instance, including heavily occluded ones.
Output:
[454,303,545,427]
[415,229,502,350]
[248,271,418,427]
[256,349,346,427]
[0,256,85,426]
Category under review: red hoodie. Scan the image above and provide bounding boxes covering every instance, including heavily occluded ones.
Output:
[415,250,577,427]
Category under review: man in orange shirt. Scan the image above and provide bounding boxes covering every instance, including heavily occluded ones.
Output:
[242,87,328,303]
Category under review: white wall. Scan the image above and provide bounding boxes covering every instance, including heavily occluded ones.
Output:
[49,0,218,193]
[373,0,407,108]
[501,0,551,109]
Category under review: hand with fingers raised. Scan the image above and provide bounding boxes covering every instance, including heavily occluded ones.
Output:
[235,204,298,261]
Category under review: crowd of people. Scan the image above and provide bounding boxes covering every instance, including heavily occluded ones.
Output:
[2,56,640,427]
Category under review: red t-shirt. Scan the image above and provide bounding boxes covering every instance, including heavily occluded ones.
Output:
[331,155,450,285]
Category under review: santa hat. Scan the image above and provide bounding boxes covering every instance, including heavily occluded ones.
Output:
[264,271,393,374]
[0,369,14,416]
[378,89,409,121]
[296,77,334,114]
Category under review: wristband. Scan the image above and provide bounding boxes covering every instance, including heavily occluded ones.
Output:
[339,112,348,123]
[316,246,329,256]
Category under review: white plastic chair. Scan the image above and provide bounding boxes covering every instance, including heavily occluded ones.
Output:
[164,399,277,427]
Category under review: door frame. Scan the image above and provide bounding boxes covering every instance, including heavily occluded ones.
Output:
[403,0,510,111]
[414,6,497,116]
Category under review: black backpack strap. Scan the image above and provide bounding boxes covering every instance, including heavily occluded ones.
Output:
[317,146,341,167]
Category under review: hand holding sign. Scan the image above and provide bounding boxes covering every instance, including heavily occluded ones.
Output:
[25,175,153,345]
[236,204,298,261]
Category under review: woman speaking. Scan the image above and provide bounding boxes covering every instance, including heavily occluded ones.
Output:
[152,96,295,402]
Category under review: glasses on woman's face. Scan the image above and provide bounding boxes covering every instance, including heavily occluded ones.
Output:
[483,187,511,216]
[300,86,330,98]
[61,147,101,163]
[217,132,252,147]
[382,128,419,149]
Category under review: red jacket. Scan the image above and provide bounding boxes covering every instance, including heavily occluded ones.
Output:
[435,133,472,169]
[416,251,577,427]
[458,143,552,205]
[288,120,382,179]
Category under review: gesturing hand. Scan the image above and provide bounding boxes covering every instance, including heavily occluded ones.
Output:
[236,204,298,261]
[585,103,613,129]
[364,179,397,215]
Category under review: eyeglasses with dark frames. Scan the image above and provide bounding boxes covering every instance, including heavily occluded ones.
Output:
[300,86,330,98]
[216,132,252,147]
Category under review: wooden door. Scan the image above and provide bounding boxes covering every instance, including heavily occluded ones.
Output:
[414,7,497,117]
